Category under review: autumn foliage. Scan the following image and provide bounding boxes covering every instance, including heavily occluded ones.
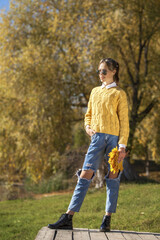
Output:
[0,0,159,188]
[108,147,123,174]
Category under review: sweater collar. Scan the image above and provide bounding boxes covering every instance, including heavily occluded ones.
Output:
[101,81,117,89]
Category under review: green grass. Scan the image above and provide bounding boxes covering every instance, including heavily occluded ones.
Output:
[0,183,160,240]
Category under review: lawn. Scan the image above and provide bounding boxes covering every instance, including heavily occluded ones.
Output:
[0,183,159,240]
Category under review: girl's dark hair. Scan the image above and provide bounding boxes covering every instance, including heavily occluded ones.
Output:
[99,58,119,84]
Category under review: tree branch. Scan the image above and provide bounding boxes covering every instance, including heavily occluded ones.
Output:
[142,19,160,48]
[117,45,135,85]
[137,9,143,71]
[137,99,158,123]
[144,39,150,77]
[127,37,137,70]
[137,91,144,111]
[71,103,87,108]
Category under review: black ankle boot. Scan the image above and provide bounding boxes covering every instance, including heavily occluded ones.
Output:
[48,213,73,230]
[100,215,111,232]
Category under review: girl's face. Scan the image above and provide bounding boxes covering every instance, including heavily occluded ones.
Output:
[98,62,116,84]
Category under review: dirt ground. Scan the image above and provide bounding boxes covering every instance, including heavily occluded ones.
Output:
[33,189,74,199]
[139,171,160,183]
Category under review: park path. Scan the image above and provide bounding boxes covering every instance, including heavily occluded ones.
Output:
[35,227,160,240]
[33,190,73,199]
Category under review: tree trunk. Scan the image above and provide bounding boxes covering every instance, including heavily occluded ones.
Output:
[127,118,137,155]
[145,145,149,176]
[121,157,139,181]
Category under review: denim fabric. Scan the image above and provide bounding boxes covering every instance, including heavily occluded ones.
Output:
[105,172,122,213]
[68,170,92,212]
[68,133,121,213]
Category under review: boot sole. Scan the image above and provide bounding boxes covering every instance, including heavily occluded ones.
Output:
[100,228,110,232]
[48,225,73,230]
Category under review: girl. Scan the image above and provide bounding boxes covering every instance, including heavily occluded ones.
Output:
[48,58,129,232]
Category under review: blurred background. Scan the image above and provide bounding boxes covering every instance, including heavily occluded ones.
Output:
[0,0,160,201]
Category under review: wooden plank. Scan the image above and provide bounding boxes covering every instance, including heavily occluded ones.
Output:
[74,230,90,240]
[89,229,101,232]
[35,227,160,240]
[55,230,72,240]
[35,227,48,240]
[35,227,55,240]
[138,234,159,240]
[90,231,107,240]
[122,233,142,240]
[73,228,89,231]
[106,231,126,240]
[44,228,56,240]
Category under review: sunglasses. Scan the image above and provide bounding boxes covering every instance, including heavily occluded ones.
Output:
[97,69,107,75]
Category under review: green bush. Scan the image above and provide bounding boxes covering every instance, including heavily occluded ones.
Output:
[24,173,69,194]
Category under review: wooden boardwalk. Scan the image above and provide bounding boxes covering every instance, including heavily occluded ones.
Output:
[35,227,160,240]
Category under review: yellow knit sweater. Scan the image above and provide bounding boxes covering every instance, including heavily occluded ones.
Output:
[84,86,129,146]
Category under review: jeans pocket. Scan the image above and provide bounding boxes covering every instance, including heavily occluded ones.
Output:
[91,133,96,141]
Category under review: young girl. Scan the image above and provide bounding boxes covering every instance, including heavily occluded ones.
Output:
[48,58,129,232]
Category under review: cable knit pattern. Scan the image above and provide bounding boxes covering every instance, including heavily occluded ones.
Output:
[84,86,129,146]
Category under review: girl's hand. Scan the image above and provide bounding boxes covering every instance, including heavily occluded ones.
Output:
[86,126,96,137]
[118,148,126,163]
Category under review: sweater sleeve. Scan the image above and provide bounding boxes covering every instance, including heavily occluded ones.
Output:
[117,90,130,146]
[84,90,92,127]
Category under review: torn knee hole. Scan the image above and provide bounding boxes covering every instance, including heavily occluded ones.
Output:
[76,169,95,180]
[76,169,82,178]
[81,173,95,180]
[81,170,94,180]
[107,170,120,179]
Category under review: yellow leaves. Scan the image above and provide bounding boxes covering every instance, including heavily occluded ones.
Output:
[48,13,59,35]
[0,0,159,187]
[108,146,123,173]
[20,40,41,66]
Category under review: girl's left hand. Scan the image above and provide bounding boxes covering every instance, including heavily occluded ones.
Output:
[118,148,126,163]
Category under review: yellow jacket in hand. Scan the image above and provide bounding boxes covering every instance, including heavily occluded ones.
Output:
[84,86,129,146]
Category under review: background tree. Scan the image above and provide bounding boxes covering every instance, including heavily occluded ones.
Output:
[85,0,160,158]
[0,0,160,188]
[133,104,160,174]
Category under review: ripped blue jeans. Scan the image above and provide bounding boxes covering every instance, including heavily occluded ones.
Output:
[68,133,122,213]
